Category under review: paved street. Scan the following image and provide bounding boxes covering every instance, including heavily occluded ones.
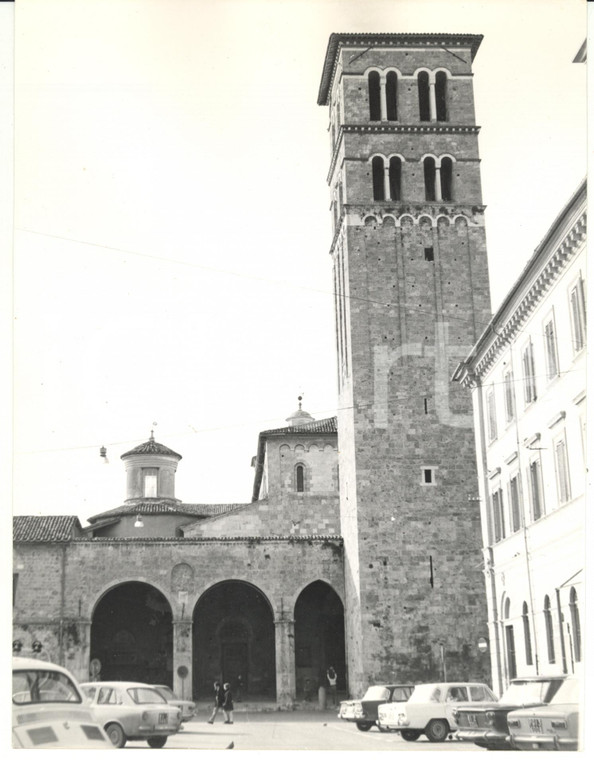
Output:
[122,712,486,751]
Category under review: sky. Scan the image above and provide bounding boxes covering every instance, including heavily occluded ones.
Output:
[7,0,588,523]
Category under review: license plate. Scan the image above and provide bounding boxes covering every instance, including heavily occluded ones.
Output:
[467,714,478,727]
[159,713,168,724]
[529,718,543,733]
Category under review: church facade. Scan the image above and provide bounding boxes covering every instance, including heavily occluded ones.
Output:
[13,33,493,704]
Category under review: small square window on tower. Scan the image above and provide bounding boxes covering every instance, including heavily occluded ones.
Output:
[421,467,437,486]
[424,246,434,262]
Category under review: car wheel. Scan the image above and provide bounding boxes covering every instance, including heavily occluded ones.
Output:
[105,723,127,748]
[147,736,168,748]
[356,721,373,731]
[401,730,421,742]
[425,719,450,743]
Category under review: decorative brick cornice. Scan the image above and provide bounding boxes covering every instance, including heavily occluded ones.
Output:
[474,212,586,378]
[71,535,344,545]
[318,33,483,105]
[327,124,480,182]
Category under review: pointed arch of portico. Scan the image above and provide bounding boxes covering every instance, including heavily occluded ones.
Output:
[88,576,175,620]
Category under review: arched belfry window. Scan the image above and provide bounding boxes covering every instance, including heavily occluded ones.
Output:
[372,156,385,201]
[544,595,555,663]
[569,587,581,662]
[296,464,305,493]
[522,602,533,666]
[368,71,381,121]
[386,71,398,120]
[424,157,436,201]
[440,157,453,201]
[389,157,402,201]
[418,71,430,121]
[435,71,448,121]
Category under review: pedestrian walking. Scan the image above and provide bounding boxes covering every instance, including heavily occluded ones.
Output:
[207,681,225,723]
[223,682,234,724]
[326,666,337,706]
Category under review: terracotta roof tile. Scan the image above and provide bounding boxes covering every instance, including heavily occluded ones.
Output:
[13,515,82,542]
[87,502,249,523]
[121,439,182,460]
[260,416,337,436]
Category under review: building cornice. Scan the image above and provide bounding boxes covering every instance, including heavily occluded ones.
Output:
[456,180,586,382]
[71,535,344,545]
[327,124,480,183]
[318,33,483,105]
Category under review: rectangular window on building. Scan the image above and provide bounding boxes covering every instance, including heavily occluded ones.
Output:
[491,488,505,543]
[509,474,521,533]
[528,458,544,521]
[522,340,537,405]
[420,467,437,485]
[554,435,571,505]
[503,370,515,423]
[486,387,497,442]
[143,468,158,498]
[569,274,586,353]
[544,315,559,380]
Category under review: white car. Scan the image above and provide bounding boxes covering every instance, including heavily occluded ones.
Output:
[80,681,182,748]
[12,657,112,749]
[153,684,197,721]
[378,681,497,742]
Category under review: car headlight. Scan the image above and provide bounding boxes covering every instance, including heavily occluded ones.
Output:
[507,718,521,728]
[485,711,496,727]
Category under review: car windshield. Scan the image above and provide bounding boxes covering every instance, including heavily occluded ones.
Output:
[128,687,168,705]
[362,686,390,701]
[13,669,82,705]
[551,679,580,704]
[407,684,442,703]
[156,686,175,700]
[501,680,560,704]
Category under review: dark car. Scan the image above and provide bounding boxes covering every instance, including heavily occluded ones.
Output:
[452,676,566,751]
[338,684,414,732]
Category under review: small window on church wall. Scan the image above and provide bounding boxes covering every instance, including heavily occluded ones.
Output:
[424,246,434,262]
[418,71,430,121]
[296,465,305,492]
[386,72,398,120]
[368,71,381,121]
[440,157,453,201]
[389,157,401,200]
[372,156,385,201]
[421,467,436,485]
[424,157,436,201]
[435,71,448,121]
[143,468,158,497]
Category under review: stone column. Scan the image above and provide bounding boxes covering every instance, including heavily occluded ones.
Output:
[274,615,296,708]
[173,620,193,701]
[434,166,443,201]
[379,74,387,121]
[429,81,437,122]
[383,163,391,202]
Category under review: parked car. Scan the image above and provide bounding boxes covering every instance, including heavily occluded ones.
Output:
[452,675,566,750]
[80,680,182,748]
[339,684,414,731]
[12,657,112,749]
[507,677,581,751]
[152,684,196,721]
[381,682,497,742]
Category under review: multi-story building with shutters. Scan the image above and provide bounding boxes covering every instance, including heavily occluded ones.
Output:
[454,180,586,693]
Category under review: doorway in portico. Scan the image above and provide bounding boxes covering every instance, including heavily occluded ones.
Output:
[294,581,346,699]
[193,581,275,701]
[90,581,173,684]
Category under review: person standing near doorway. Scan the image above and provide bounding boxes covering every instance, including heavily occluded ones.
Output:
[222,682,234,724]
[326,666,337,706]
[207,681,225,723]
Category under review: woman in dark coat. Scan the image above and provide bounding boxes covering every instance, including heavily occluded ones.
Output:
[207,681,225,723]
[222,682,234,724]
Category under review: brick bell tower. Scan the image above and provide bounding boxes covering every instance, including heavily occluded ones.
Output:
[318,34,492,693]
